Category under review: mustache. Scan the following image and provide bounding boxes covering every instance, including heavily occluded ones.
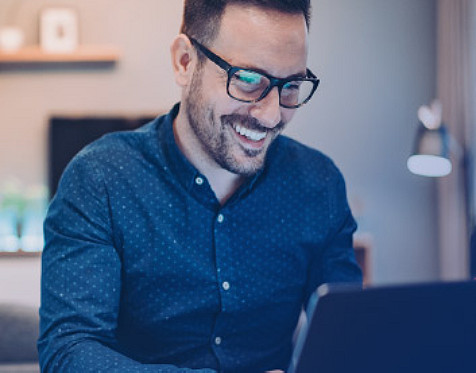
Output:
[221,114,286,134]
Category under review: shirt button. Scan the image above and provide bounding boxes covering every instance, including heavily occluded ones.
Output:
[195,177,204,185]
[214,336,222,345]
[217,214,224,223]
[222,281,230,291]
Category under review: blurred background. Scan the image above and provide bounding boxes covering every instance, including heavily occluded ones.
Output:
[0,0,475,309]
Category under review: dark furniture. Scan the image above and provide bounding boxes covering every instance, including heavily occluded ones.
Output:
[0,303,39,373]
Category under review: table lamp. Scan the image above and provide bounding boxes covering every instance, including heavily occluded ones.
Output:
[407,100,453,177]
[408,100,473,279]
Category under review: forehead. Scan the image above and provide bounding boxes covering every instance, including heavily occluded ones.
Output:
[211,4,309,77]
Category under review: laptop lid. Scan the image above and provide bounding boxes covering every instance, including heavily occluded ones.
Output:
[289,281,476,373]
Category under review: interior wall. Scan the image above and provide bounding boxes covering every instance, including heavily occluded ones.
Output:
[0,0,438,294]
[471,1,476,234]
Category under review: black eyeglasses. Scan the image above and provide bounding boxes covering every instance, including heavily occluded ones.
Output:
[188,37,320,109]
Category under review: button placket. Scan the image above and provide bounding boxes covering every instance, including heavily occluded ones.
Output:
[212,209,232,357]
[215,213,230,297]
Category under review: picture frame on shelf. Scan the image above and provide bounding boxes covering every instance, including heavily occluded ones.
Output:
[40,8,79,53]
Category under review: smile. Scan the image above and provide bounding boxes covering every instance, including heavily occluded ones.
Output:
[232,124,267,142]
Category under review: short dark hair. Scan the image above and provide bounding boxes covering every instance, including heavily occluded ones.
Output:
[180,0,311,45]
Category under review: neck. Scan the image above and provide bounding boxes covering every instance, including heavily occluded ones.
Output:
[202,167,246,205]
[173,110,246,205]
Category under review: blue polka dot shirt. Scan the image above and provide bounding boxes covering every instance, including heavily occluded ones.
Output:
[39,103,362,372]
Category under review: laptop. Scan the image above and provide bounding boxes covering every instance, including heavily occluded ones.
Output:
[288,281,476,373]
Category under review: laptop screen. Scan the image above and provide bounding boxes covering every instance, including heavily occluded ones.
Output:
[289,281,476,373]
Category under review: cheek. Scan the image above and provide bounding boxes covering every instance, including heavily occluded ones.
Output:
[281,108,296,124]
[213,97,247,121]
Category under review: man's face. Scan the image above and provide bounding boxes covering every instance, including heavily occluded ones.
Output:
[184,5,309,176]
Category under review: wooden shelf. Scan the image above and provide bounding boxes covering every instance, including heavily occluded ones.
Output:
[0,250,41,258]
[0,45,121,63]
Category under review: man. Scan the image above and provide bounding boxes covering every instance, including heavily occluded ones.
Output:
[38,1,362,372]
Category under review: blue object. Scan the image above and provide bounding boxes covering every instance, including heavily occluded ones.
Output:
[39,103,361,372]
[289,281,476,373]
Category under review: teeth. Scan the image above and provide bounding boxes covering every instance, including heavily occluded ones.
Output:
[234,124,266,141]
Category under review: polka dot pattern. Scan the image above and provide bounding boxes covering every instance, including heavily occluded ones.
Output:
[38,104,362,372]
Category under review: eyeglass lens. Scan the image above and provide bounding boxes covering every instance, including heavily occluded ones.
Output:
[229,69,315,107]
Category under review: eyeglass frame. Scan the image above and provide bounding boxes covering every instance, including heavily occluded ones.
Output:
[187,36,320,109]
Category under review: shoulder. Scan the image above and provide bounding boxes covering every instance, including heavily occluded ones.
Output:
[267,134,344,189]
[78,119,160,163]
[57,117,164,193]
[64,117,166,181]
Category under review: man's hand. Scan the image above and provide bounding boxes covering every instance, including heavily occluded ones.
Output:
[266,370,284,373]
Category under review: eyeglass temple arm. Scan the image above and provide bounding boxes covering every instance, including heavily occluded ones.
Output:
[189,37,232,72]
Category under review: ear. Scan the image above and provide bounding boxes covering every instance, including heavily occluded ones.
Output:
[170,34,197,87]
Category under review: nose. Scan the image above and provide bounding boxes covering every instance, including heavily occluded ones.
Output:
[249,87,282,129]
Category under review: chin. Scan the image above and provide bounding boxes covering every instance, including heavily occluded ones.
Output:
[225,153,267,176]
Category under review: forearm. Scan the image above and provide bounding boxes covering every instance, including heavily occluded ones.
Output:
[41,338,216,373]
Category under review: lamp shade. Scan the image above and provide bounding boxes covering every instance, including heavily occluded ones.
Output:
[407,123,452,177]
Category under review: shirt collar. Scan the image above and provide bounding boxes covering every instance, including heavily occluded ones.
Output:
[159,103,202,193]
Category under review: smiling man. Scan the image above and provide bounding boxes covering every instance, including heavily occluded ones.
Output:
[38,1,362,372]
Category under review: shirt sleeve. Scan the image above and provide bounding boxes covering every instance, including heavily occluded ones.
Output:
[38,153,216,373]
[303,162,363,309]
